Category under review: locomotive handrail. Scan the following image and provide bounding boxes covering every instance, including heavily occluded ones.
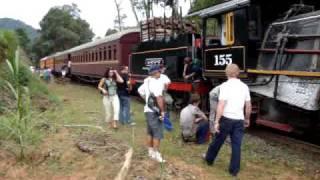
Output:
[259,48,320,55]
[247,69,320,77]
[286,34,320,39]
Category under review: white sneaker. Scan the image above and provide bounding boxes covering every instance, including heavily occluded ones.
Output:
[148,148,155,158]
[130,122,136,126]
[154,151,166,163]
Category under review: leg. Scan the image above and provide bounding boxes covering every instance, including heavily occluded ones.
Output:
[118,96,125,124]
[112,95,120,128]
[229,121,244,176]
[145,112,155,157]
[196,120,210,144]
[102,96,112,127]
[205,118,231,164]
[122,96,131,124]
[147,135,153,148]
[152,138,160,151]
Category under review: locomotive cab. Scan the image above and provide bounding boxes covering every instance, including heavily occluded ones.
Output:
[189,0,320,79]
[189,0,320,133]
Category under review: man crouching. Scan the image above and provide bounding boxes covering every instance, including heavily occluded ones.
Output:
[180,93,209,144]
[138,65,166,163]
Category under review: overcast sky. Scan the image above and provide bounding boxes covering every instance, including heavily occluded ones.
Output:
[0,0,191,38]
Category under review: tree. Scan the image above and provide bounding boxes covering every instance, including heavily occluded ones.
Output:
[113,0,127,31]
[105,28,118,36]
[129,0,182,21]
[129,0,140,25]
[32,4,94,63]
[15,28,30,52]
[190,0,223,12]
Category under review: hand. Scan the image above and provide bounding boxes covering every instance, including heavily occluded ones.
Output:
[159,112,165,121]
[214,123,220,134]
[244,119,250,128]
[183,75,189,80]
[102,90,108,96]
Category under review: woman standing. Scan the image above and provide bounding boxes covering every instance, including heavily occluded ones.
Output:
[98,68,124,129]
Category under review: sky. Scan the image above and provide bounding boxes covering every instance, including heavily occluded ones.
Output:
[0,0,191,38]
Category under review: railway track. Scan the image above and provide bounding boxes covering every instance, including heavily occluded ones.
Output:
[248,127,320,155]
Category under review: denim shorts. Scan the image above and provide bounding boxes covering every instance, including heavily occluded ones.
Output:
[145,112,163,139]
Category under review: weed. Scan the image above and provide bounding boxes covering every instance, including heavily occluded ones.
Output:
[0,50,42,159]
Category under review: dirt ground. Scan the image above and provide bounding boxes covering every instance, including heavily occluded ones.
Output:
[0,82,319,180]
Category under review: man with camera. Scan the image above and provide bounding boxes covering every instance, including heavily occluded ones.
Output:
[138,65,167,163]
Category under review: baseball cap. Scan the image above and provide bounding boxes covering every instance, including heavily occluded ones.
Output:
[148,65,160,75]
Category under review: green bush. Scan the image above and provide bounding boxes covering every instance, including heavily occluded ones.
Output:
[0,51,41,159]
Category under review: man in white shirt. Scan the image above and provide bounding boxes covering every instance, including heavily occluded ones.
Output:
[203,64,252,177]
[138,65,166,163]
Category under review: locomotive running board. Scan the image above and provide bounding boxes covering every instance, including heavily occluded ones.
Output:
[256,118,294,133]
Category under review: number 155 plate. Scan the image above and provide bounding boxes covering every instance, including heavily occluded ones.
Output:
[204,46,245,72]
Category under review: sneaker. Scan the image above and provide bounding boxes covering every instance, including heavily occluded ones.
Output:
[154,151,166,163]
[148,148,155,158]
[202,153,213,166]
[130,122,136,126]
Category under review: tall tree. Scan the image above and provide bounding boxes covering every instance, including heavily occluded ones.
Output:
[105,28,118,36]
[15,28,30,52]
[113,0,127,31]
[32,4,94,62]
[129,0,140,25]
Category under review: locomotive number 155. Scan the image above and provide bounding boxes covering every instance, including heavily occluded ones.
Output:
[214,54,233,66]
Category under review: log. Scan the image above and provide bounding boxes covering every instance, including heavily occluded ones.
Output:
[114,148,133,180]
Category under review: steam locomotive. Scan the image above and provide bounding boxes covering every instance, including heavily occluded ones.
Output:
[40,0,320,134]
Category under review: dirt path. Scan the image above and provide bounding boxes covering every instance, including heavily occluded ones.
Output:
[1,82,319,180]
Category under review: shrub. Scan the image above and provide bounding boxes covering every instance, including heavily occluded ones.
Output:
[0,51,41,159]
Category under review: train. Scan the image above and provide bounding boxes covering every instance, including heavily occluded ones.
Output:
[40,0,320,134]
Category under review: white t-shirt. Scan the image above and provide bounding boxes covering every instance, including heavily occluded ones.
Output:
[138,77,165,112]
[219,78,251,120]
[159,74,171,89]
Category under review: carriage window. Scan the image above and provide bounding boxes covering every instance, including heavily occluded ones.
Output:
[205,18,221,46]
[104,47,107,60]
[108,46,112,60]
[113,45,117,60]
[205,12,235,46]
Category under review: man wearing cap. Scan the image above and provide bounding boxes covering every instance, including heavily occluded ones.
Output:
[203,64,252,177]
[138,65,166,163]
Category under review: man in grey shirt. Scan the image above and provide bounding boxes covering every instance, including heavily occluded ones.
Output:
[180,94,209,144]
[209,85,221,134]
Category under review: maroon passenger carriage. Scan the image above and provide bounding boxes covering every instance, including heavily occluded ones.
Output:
[42,28,140,80]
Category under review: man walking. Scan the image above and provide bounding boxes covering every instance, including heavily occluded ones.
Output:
[138,65,166,163]
[203,64,252,176]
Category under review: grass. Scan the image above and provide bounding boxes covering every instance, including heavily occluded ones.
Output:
[1,81,319,179]
[44,82,320,179]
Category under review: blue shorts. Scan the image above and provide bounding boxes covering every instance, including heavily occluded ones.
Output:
[145,112,163,139]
